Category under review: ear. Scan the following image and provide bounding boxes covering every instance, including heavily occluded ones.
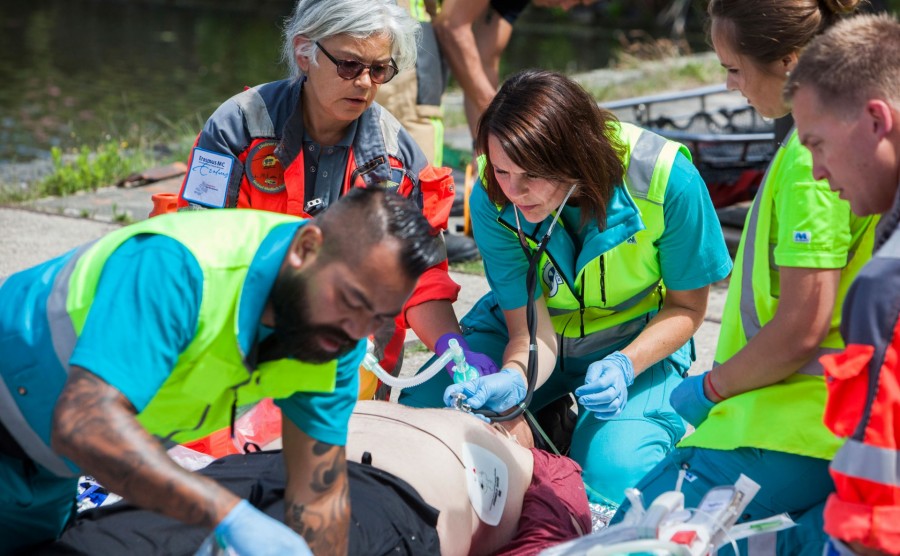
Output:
[294,36,312,73]
[866,99,895,140]
[285,224,323,269]
[782,51,799,75]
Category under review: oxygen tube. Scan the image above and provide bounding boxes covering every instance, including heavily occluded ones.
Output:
[361,338,477,389]
[474,182,578,423]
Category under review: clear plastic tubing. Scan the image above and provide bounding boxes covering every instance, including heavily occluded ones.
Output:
[362,339,464,389]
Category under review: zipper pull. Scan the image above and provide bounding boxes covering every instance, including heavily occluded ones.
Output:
[600,254,607,305]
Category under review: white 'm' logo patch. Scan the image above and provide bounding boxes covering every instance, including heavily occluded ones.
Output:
[793,231,812,243]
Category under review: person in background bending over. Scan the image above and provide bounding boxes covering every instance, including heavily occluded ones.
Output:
[615,2,876,554]
[401,69,732,511]
[175,0,475,388]
[0,188,443,555]
[786,13,900,556]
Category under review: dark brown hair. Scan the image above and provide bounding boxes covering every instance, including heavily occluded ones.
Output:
[707,0,861,67]
[474,69,626,227]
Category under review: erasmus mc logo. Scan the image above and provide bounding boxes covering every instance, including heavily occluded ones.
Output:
[542,264,564,297]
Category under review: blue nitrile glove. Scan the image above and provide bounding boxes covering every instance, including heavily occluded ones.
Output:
[574,351,635,420]
[442,368,526,413]
[670,371,717,427]
[213,499,312,556]
[434,332,500,379]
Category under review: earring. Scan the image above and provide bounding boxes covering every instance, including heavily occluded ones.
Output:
[785,70,791,77]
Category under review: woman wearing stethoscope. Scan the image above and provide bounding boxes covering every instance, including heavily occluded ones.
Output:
[400,69,733,508]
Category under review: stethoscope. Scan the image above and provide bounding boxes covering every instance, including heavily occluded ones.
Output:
[475,182,578,422]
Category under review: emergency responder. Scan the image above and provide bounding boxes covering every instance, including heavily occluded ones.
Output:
[787,13,900,556]
[400,69,733,509]
[175,0,481,386]
[0,188,443,555]
[615,2,877,554]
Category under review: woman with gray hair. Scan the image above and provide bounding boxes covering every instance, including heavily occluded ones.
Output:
[175,0,470,396]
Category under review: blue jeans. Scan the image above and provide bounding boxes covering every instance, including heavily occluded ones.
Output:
[399,293,688,505]
[0,453,77,553]
[612,446,834,555]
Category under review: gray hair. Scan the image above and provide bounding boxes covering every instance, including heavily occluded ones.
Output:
[281,0,420,81]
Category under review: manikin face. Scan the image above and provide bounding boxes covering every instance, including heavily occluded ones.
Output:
[488,134,573,223]
[793,86,900,216]
[269,233,413,364]
[711,19,795,119]
[297,33,393,128]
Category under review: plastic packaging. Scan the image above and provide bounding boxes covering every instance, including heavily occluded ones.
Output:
[232,398,283,452]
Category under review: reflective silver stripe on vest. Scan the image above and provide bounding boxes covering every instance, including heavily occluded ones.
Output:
[794,347,841,376]
[625,128,667,203]
[747,532,777,555]
[235,87,276,138]
[0,242,97,477]
[712,346,837,377]
[739,153,778,339]
[546,281,660,317]
[832,438,900,487]
[560,317,647,358]
[0,372,76,477]
[47,242,96,370]
[377,105,403,159]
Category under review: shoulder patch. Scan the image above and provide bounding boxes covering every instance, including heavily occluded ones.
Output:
[793,231,812,244]
[246,140,286,194]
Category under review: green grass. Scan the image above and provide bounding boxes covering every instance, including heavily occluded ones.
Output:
[36,142,147,199]
[450,258,485,275]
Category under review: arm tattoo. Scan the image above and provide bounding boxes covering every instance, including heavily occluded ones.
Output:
[52,368,237,528]
[286,442,350,555]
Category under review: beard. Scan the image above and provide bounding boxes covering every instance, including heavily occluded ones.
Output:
[265,268,357,364]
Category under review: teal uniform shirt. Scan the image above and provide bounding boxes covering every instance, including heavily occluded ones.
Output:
[474,151,733,311]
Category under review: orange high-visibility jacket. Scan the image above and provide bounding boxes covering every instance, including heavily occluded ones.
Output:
[177,79,460,373]
[820,215,900,553]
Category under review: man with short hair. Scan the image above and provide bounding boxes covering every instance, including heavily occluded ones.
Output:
[0,187,443,556]
[786,12,900,556]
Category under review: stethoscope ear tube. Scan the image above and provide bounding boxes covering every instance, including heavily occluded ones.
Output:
[476,183,576,423]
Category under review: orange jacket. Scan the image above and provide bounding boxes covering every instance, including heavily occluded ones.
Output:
[177,79,460,372]
[819,218,900,554]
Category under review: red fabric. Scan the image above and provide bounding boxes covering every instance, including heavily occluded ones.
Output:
[824,494,900,553]
[822,308,900,553]
[419,164,455,231]
[492,448,591,556]
[822,343,876,438]
[396,261,460,330]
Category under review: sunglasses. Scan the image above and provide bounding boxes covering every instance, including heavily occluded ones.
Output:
[315,42,399,84]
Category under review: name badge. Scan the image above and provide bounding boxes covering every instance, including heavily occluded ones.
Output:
[182,147,236,208]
